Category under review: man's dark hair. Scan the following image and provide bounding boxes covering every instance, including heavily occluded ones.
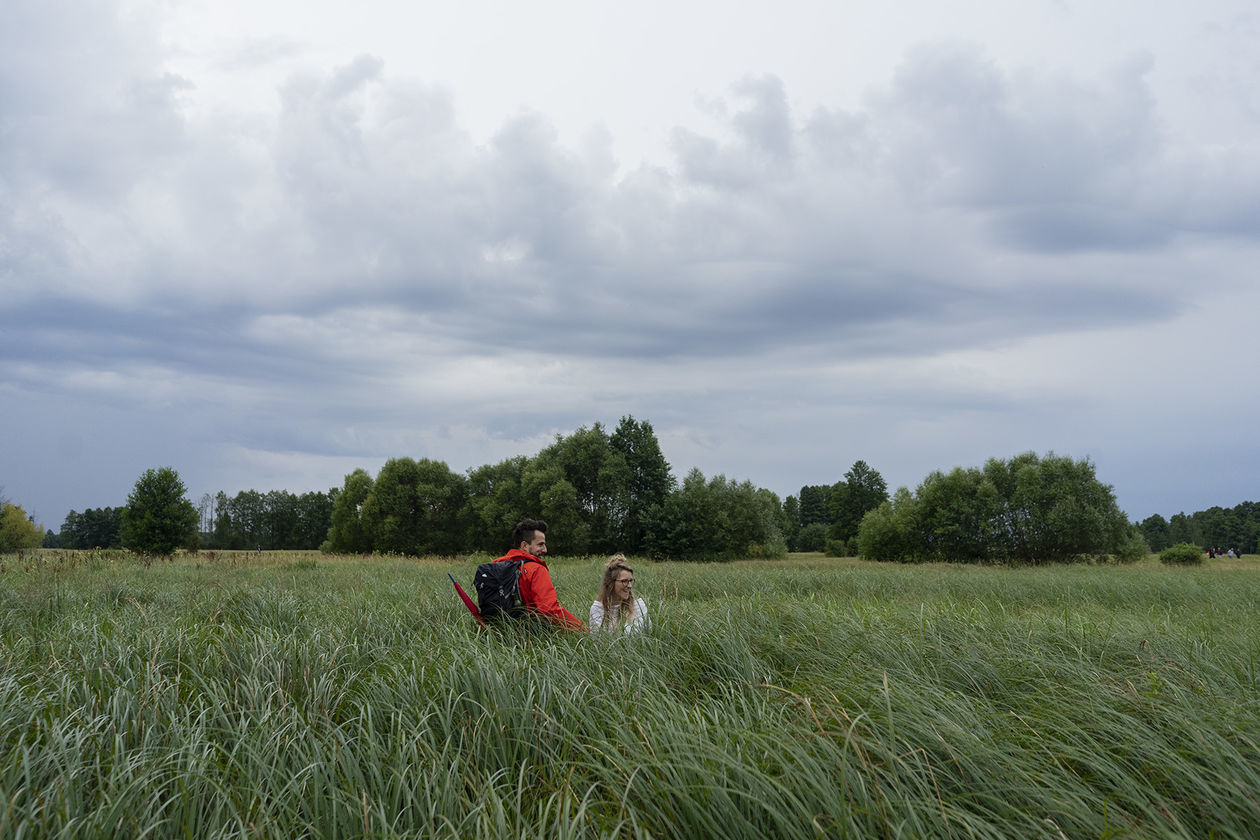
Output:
[512,518,547,549]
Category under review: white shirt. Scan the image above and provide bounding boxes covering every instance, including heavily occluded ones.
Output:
[590,597,650,632]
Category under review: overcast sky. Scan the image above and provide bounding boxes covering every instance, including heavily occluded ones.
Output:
[3,0,1258,531]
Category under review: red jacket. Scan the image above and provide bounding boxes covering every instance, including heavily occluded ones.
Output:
[494,549,586,630]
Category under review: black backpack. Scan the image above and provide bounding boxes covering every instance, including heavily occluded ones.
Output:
[474,558,536,621]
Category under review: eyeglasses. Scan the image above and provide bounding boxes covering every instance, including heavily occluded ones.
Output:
[615,577,634,585]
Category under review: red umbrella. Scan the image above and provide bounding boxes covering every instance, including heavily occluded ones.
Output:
[449,573,486,625]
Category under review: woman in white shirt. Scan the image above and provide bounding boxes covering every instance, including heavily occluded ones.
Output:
[590,554,649,633]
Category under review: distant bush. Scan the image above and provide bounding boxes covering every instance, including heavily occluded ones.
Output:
[823,537,859,557]
[1110,527,1150,564]
[745,539,788,559]
[1159,543,1204,566]
[797,523,827,552]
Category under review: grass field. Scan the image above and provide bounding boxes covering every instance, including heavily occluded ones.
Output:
[1,549,1258,838]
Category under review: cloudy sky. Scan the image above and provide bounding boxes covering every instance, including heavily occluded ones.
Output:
[3,0,1258,531]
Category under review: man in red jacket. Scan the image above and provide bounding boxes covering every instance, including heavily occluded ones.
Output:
[494,518,586,630]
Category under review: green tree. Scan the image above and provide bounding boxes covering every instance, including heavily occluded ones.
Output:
[293,490,336,550]
[518,424,632,555]
[208,491,236,549]
[782,495,801,550]
[797,485,832,527]
[197,492,216,537]
[409,458,467,555]
[0,502,45,552]
[916,467,1000,563]
[121,467,199,555]
[533,424,630,554]
[1138,514,1171,552]
[522,458,587,555]
[219,490,266,549]
[360,458,466,556]
[60,507,123,549]
[610,415,674,554]
[985,452,1127,564]
[1138,502,1258,556]
[203,488,332,550]
[797,522,828,552]
[1197,506,1232,550]
[649,469,785,561]
[858,487,918,562]
[360,459,423,555]
[1113,525,1151,564]
[263,490,300,549]
[651,468,720,561]
[859,452,1131,565]
[325,469,373,553]
[464,456,529,552]
[1167,512,1199,546]
[828,460,889,544]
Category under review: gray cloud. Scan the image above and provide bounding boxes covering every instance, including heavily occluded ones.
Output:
[0,2,185,201]
[671,74,796,189]
[869,44,1180,251]
[3,1,1259,529]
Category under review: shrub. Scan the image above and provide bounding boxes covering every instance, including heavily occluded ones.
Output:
[0,503,45,552]
[822,537,859,558]
[797,522,828,552]
[757,538,788,559]
[1159,543,1204,566]
[740,541,781,561]
[858,492,916,562]
[1111,527,1150,564]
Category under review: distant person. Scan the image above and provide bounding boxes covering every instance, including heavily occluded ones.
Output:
[590,554,650,633]
[491,519,585,630]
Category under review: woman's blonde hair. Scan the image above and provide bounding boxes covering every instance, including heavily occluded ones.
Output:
[596,554,636,628]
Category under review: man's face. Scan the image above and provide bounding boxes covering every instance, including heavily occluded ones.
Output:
[522,531,547,557]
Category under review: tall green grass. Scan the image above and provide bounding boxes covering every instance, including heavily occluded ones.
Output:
[1,550,1258,838]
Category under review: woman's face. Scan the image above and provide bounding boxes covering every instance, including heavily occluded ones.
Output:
[613,570,634,601]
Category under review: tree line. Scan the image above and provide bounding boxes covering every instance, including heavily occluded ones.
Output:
[47,490,337,552]
[319,417,786,561]
[21,420,1258,562]
[201,489,335,551]
[44,506,123,549]
[38,417,782,562]
[1137,502,1260,555]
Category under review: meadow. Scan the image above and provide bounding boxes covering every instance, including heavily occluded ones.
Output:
[1,549,1258,839]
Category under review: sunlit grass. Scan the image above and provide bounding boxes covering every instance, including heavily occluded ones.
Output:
[1,549,1258,838]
